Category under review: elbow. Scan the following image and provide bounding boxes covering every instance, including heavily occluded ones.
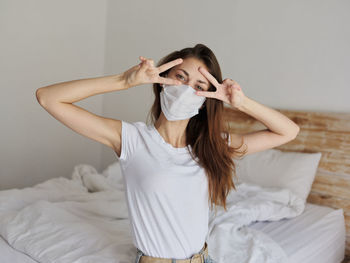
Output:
[36,88,46,107]
[287,125,300,140]
[294,125,300,137]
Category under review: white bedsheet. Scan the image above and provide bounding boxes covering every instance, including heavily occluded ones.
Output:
[0,164,338,263]
[0,203,345,263]
[0,234,37,263]
[249,203,346,263]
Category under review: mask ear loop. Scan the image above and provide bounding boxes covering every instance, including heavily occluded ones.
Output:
[161,74,168,88]
[162,74,168,88]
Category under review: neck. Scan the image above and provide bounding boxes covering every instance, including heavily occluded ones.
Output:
[154,112,189,148]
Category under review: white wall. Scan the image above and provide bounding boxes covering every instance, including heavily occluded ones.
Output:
[0,0,107,190]
[1,0,349,189]
[100,0,350,169]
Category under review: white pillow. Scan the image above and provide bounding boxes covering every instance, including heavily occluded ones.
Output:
[234,148,322,202]
[101,160,125,191]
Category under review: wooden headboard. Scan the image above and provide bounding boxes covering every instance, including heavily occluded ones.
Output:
[223,106,350,257]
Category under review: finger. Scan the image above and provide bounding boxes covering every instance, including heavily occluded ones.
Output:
[139,57,154,67]
[231,84,241,91]
[222,78,236,86]
[195,90,217,99]
[226,80,240,89]
[227,85,233,95]
[157,58,183,73]
[229,85,240,96]
[139,58,149,69]
[138,56,145,64]
[147,59,154,66]
[198,67,220,89]
[139,56,148,65]
[139,61,147,69]
[158,77,182,86]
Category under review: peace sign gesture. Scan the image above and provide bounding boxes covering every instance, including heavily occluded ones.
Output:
[196,67,246,110]
[122,56,183,89]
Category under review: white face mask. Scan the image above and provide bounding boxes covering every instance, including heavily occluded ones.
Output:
[160,84,206,121]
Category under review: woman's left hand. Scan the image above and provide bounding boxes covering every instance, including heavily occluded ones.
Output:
[196,66,246,110]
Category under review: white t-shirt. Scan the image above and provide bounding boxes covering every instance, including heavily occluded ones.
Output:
[114,121,229,259]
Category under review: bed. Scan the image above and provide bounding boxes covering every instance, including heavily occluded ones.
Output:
[0,202,345,263]
[249,203,345,262]
[223,107,349,262]
[0,108,348,263]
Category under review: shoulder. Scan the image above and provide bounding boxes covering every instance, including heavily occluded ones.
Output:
[132,121,147,128]
[229,133,245,148]
[119,121,148,140]
[221,131,244,148]
[114,121,147,161]
[121,120,146,130]
[221,131,231,145]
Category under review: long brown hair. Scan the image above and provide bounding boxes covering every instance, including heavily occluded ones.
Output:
[146,44,247,212]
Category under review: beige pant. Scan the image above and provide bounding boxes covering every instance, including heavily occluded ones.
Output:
[135,242,209,263]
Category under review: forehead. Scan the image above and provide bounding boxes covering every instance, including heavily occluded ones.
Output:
[171,57,208,74]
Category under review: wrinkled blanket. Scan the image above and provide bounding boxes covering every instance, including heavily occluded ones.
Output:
[0,164,305,263]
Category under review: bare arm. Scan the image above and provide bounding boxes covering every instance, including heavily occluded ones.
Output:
[36,74,128,104]
[231,96,300,155]
[35,56,183,157]
[195,67,300,156]
[36,73,128,156]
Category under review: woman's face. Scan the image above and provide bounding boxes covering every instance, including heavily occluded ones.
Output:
[166,57,210,92]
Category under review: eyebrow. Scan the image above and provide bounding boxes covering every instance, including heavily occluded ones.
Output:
[178,69,209,87]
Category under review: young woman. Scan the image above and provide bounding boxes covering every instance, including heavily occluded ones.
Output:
[36,44,300,263]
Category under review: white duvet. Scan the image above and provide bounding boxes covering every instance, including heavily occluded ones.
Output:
[0,164,305,263]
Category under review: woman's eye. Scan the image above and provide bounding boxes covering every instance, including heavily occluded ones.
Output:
[176,74,185,80]
[175,74,203,90]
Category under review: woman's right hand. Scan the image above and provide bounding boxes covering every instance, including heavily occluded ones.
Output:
[122,56,183,89]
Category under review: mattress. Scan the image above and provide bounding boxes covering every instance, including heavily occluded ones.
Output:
[248,203,346,263]
[0,203,346,263]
